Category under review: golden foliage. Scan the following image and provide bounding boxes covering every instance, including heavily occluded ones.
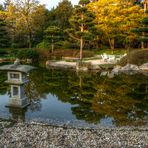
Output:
[87,0,144,48]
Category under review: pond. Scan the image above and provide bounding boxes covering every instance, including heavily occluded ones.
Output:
[0,67,148,127]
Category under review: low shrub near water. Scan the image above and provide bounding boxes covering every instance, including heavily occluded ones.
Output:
[119,49,148,66]
[34,49,95,60]
[48,49,94,59]
[34,48,50,60]
[16,49,39,62]
[0,49,9,57]
[36,41,50,49]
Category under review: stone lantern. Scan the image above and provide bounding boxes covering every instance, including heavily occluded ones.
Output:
[0,59,35,108]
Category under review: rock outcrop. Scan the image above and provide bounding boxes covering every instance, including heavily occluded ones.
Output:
[139,63,148,71]
[121,64,139,71]
[111,64,140,75]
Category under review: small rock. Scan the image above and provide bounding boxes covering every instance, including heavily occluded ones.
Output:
[139,63,148,71]
[121,64,139,71]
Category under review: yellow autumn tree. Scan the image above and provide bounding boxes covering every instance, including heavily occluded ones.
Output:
[5,2,17,45]
[88,0,144,50]
[0,11,6,20]
[5,0,47,48]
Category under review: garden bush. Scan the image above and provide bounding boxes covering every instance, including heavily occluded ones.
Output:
[48,49,94,59]
[0,49,8,55]
[34,48,50,60]
[10,49,19,57]
[119,49,148,66]
[36,41,50,49]
[16,49,39,62]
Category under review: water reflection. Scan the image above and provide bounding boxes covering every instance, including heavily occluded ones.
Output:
[0,72,8,95]
[0,68,148,127]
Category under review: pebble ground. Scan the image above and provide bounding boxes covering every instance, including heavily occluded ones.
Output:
[0,121,148,148]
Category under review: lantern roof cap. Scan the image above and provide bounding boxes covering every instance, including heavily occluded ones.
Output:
[0,63,35,73]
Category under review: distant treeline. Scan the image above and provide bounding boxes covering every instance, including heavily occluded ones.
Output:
[0,0,147,53]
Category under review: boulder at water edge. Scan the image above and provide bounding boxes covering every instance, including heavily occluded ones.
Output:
[139,63,148,71]
[121,64,139,71]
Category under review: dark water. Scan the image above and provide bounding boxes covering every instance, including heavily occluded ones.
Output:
[0,68,148,127]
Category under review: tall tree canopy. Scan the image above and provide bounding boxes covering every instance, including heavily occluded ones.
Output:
[0,0,146,50]
[44,26,62,52]
[0,19,10,48]
[88,0,144,50]
[4,0,47,48]
[67,0,95,59]
[55,0,73,30]
[133,14,148,48]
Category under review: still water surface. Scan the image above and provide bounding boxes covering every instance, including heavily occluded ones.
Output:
[0,68,147,127]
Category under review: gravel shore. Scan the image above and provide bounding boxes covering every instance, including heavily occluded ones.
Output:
[0,121,148,148]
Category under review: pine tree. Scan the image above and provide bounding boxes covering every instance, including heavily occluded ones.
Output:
[140,17,148,48]
[55,0,73,30]
[133,14,148,48]
[44,26,62,52]
[0,19,9,48]
[66,0,95,60]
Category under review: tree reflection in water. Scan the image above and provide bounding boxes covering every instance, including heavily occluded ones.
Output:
[0,68,147,126]
[0,71,8,95]
[26,68,148,126]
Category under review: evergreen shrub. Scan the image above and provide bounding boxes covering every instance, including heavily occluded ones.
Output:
[16,49,39,61]
[0,49,8,55]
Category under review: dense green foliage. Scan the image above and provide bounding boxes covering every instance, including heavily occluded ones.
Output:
[0,71,8,95]
[16,49,39,61]
[54,0,73,30]
[132,15,148,48]
[36,41,50,49]
[0,19,10,48]
[0,48,8,55]
[44,26,63,52]
[67,0,96,59]
[0,0,147,59]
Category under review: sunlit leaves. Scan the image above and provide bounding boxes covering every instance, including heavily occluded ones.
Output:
[88,0,144,49]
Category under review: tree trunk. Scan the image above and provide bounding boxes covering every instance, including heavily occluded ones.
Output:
[109,38,115,53]
[79,75,82,88]
[80,13,84,60]
[141,32,145,49]
[144,2,148,12]
[96,35,99,49]
[127,47,130,64]
[51,36,54,53]
[28,34,32,48]
[141,41,144,49]
[80,37,83,60]
[51,43,54,53]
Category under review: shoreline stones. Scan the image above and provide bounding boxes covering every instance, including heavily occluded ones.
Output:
[46,60,76,69]
[46,60,102,71]
[46,59,148,74]
[139,63,148,71]
[0,121,148,148]
[100,63,148,78]
[121,64,139,71]
[76,61,93,71]
[111,63,148,76]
